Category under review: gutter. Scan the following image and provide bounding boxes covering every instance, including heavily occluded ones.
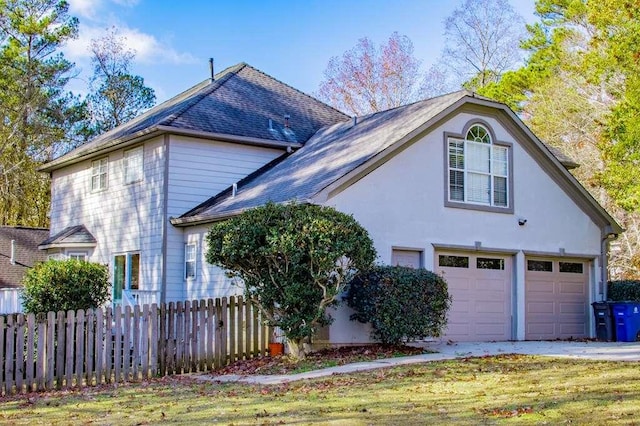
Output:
[39,126,302,173]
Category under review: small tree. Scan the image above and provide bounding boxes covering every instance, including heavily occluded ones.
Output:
[21,259,111,314]
[206,202,376,358]
[346,266,451,345]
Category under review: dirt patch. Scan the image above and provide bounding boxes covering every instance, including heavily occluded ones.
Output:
[213,344,427,376]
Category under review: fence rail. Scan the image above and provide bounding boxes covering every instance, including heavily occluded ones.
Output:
[0,296,270,396]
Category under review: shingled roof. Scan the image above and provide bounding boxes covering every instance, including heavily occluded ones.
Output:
[173,90,620,234]
[41,63,349,172]
[174,90,472,224]
[38,225,97,250]
[0,226,49,288]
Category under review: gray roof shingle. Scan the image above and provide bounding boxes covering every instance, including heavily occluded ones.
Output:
[41,63,349,171]
[0,226,49,288]
[39,225,97,248]
[178,90,471,222]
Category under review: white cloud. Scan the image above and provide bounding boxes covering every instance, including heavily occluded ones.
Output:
[64,24,196,65]
[68,0,103,20]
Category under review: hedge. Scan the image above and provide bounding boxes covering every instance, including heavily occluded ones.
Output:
[608,280,640,301]
[346,265,451,345]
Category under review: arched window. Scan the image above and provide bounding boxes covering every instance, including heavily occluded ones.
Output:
[447,122,510,209]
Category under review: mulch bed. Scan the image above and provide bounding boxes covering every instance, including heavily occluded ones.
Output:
[213,344,427,376]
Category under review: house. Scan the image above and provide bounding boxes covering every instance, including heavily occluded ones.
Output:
[39,62,622,343]
[0,226,49,288]
[0,226,49,314]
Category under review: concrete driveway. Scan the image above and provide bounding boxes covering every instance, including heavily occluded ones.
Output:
[421,340,640,362]
[207,340,639,385]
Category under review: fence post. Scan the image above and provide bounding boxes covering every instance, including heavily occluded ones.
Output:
[236,296,244,361]
[198,299,206,372]
[123,306,132,381]
[85,309,95,387]
[158,302,165,377]
[190,300,198,372]
[0,315,5,395]
[26,313,36,392]
[75,309,85,387]
[141,304,150,379]
[4,315,15,395]
[132,305,140,380]
[176,301,185,374]
[150,303,159,377]
[113,305,122,383]
[15,314,25,393]
[64,310,75,388]
[45,311,55,390]
[206,299,214,370]
[95,308,104,385]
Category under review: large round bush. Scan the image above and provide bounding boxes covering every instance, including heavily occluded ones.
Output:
[346,265,451,345]
[21,259,111,314]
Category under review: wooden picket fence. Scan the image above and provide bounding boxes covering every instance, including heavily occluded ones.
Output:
[0,296,270,395]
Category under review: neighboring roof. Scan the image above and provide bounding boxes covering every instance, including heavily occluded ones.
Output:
[173,90,622,234]
[40,63,349,172]
[0,226,49,288]
[38,225,97,250]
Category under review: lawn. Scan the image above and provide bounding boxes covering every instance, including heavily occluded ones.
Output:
[1,355,639,425]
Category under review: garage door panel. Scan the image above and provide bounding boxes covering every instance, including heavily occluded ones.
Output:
[559,282,586,295]
[525,258,589,340]
[559,302,585,315]
[527,281,554,294]
[437,252,512,342]
[528,301,554,314]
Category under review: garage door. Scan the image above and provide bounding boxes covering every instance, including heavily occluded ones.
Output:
[525,258,589,340]
[435,252,512,341]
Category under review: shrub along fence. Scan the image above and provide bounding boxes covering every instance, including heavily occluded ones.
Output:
[0,296,270,396]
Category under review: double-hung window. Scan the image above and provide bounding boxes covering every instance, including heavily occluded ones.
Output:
[185,243,196,280]
[124,147,143,184]
[91,158,108,191]
[447,123,510,210]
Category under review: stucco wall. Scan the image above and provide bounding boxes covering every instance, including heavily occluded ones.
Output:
[326,111,603,343]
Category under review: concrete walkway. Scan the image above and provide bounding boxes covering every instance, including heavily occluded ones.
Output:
[201,341,640,385]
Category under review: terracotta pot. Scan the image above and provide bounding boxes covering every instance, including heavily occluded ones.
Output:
[268,342,284,356]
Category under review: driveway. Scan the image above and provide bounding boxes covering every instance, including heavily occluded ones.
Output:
[421,340,640,362]
[206,340,639,385]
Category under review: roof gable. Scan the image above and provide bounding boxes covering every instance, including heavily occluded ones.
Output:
[41,63,349,172]
[39,225,97,249]
[174,91,621,235]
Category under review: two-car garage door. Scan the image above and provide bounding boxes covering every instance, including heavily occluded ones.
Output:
[434,251,590,341]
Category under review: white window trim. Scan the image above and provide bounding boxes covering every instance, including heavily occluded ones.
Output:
[123,146,144,185]
[444,121,514,214]
[91,157,108,191]
[185,243,197,280]
[68,251,88,261]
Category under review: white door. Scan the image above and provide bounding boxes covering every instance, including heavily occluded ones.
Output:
[435,252,512,341]
[525,258,589,340]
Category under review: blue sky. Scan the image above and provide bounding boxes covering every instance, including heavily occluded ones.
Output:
[65,0,537,103]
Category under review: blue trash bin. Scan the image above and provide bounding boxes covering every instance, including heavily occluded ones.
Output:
[611,302,640,342]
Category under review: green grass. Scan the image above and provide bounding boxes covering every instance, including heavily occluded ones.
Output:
[1,355,639,425]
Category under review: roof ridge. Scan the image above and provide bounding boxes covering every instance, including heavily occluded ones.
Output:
[243,63,350,120]
[353,90,470,122]
[161,63,249,126]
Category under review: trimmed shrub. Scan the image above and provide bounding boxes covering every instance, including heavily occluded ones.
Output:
[21,259,111,314]
[608,280,640,301]
[346,265,451,345]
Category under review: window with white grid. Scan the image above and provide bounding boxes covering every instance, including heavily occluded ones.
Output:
[124,146,143,184]
[447,124,509,208]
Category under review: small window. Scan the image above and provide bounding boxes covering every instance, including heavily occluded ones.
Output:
[527,260,553,272]
[124,147,143,184]
[477,257,505,270]
[439,255,469,268]
[91,158,108,191]
[559,262,583,274]
[68,252,87,261]
[185,243,196,279]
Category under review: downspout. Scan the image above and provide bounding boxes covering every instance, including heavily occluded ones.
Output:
[160,134,170,304]
[601,225,619,301]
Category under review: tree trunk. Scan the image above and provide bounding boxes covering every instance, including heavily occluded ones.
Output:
[286,338,312,360]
